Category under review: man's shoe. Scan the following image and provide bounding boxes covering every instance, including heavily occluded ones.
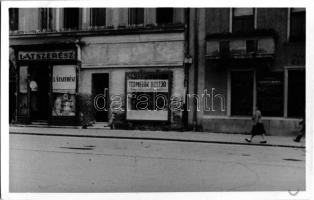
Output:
[294,139,300,142]
[260,141,267,144]
[245,138,251,143]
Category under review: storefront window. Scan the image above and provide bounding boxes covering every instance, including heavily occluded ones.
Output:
[52,65,76,116]
[256,71,283,116]
[52,93,76,116]
[231,71,253,116]
[288,70,305,117]
[126,72,170,121]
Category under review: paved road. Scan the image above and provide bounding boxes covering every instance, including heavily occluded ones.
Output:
[9,133,305,192]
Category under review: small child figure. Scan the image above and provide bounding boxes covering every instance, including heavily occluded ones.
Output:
[245,106,267,144]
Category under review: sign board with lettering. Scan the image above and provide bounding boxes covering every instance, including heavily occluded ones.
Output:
[52,65,76,92]
[18,50,76,61]
[125,72,171,121]
[127,80,168,93]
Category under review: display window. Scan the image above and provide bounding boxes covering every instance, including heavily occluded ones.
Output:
[51,65,77,116]
[126,72,171,121]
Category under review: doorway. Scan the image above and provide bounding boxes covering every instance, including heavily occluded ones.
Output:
[92,73,109,122]
[29,65,50,121]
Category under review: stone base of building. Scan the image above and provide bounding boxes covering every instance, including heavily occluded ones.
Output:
[201,117,302,136]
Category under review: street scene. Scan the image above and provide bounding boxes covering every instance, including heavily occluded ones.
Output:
[6,6,307,195]
[10,127,305,192]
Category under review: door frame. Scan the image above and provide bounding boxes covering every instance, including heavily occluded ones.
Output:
[92,73,110,122]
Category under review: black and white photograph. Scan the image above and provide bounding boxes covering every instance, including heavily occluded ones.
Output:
[1,1,313,200]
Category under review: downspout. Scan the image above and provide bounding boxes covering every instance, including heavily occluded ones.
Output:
[183,8,190,130]
[193,8,199,130]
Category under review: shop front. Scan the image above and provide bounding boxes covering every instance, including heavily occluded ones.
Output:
[79,32,185,129]
[14,46,80,125]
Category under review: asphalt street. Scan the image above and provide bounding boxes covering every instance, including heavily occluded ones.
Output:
[9,133,305,192]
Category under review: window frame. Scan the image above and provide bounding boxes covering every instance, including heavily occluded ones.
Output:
[63,8,80,30]
[229,69,255,117]
[230,8,256,33]
[288,8,305,42]
[39,8,53,30]
[90,8,106,27]
[9,8,19,31]
[229,68,286,118]
[128,8,144,25]
[285,66,305,118]
[156,8,174,25]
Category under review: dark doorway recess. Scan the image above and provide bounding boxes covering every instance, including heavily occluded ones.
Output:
[29,65,50,121]
[92,73,109,122]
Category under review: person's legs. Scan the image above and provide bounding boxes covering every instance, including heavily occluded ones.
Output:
[294,132,304,142]
[246,134,255,142]
[260,134,267,143]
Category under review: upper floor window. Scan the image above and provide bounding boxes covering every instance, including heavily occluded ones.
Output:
[91,8,106,27]
[64,8,79,29]
[9,8,19,31]
[156,8,173,24]
[290,8,305,42]
[40,8,53,30]
[232,8,254,33]
[129,8,144,25]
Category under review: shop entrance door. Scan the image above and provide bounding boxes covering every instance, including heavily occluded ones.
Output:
[29,65,50,121]
[92,73,109,122]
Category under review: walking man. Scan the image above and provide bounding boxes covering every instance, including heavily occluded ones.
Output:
[245,106,267,143]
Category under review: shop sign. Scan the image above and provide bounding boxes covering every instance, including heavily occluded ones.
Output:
[127,79,168,93]
[52,65,76,91]
[18,50,76,61]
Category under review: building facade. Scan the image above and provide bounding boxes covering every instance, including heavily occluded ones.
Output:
[188,8,305,135]
[9,8,305,135]
[9,8,188,129]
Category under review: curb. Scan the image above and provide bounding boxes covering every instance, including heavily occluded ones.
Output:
[9,132,305,149]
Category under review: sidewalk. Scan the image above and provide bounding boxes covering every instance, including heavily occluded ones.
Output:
[9,126,305,148]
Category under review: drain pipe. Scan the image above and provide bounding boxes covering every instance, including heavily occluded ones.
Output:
[183,8,191,130]
[193,8,199,131]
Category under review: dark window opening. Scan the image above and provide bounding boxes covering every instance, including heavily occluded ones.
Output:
[256,71,283,117]
[220,41,230,57]
[156,8,173,24]
[9,8,19,31]
[290,8,305,42]
[40,8,53,30]
[129,8,144,25]
[231,71,254,116]
[246,40,257,53]
[288,70,305,117]
[64,8,79,29]
[232,8,254,33]
[91,8,106,27]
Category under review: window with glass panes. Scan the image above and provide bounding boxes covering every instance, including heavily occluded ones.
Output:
[129,8,144,25]
[91,8,106,27]
[288,70,305,117]
[232,8,254,33]
[9,8,19,31]
[156,8,173,24]
[64,8,79,29]
[290,8,305,42]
